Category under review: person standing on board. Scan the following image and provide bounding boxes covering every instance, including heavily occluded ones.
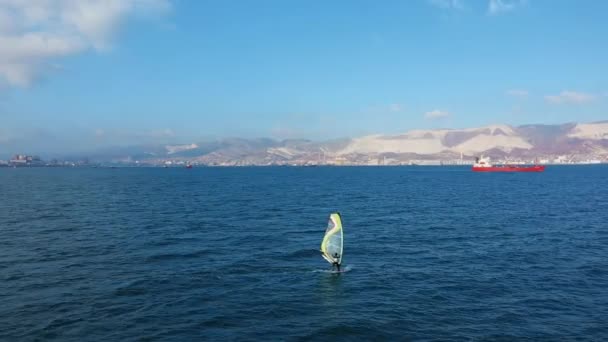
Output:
[332,252,341,272]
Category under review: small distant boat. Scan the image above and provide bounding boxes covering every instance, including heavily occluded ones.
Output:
[185,164,193,169]
[320,212,344,268]
[472,156,545,172]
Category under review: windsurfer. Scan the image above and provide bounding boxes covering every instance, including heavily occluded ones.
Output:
[333,253,341,272]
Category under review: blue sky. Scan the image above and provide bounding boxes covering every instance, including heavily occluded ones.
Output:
[1,0,607,153]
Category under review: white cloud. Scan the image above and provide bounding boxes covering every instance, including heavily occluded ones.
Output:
[544,91,596,104]
[506,89,529,97]
[0,0,171,87]
[428,0,464,10]
[488,0,526,15]
[425,109,450,119]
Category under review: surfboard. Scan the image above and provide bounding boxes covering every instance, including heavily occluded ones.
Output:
[320,212,344,267]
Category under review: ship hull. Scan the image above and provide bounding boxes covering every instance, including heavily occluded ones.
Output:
[472,165,545,172]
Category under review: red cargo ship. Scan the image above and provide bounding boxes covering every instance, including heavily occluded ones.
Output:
[472,156,545,172]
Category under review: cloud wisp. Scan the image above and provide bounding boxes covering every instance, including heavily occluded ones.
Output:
[362,103,406,114]
[488,0,526,15]
[428,0,464,10]
[544,91,596,105]
[425,109,450,119]
[0,0,171,87]
[388,103,404,112]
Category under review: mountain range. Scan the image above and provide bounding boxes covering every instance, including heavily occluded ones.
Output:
[86,121,608,165]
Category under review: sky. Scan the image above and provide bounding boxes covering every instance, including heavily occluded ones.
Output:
[1,0,607,154]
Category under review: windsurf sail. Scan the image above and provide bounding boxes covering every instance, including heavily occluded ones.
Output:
[320,212,343,265]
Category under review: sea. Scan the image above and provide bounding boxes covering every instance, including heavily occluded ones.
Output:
[1,166,607,341]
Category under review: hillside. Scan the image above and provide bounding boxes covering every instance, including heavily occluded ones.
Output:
[82,121,608,165]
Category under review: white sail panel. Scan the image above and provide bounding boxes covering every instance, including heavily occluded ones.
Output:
[320,213,343,265]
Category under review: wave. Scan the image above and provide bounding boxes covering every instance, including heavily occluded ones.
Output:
[286,229,322,235]
[285,249,319,260]
[297,322,391,340]
[145,249,211,263]
[312,265,353,273]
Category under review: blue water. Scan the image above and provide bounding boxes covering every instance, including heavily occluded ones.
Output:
[1,166,607,340]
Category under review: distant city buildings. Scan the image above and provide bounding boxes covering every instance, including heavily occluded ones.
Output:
[0,154,89,167]
[8,155,42,166]
[1,152,606,168]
